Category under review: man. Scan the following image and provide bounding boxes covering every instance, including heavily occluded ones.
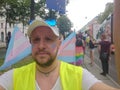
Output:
[0,19,119,90]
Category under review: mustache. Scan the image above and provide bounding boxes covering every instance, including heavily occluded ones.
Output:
[35,50,50,55]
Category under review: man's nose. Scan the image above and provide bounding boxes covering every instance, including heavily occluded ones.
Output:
[38,40,46,49]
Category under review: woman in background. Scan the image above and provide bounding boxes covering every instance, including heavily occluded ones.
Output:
[98,34,111,76]
[75,34,85,66]
[89,36,95,66]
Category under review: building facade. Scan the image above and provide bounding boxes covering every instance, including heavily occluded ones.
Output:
[0,17,28,43]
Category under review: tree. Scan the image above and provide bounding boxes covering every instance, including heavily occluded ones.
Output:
[0,0,70,28]
[57,15,72,38]
[34,0,47,19]
[97,2,113,24]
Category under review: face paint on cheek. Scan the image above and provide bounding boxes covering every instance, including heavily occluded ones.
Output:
[50,43,57,52]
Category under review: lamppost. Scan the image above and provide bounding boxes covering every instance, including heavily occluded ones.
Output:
[30,0,40,21]
[30,0,35,21]
[5,4,10,49]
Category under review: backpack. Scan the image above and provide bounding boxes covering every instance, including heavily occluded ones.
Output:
[76,39,83,46]
[89,40,94,49]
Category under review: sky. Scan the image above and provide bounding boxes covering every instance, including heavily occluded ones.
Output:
[66,0,113,31]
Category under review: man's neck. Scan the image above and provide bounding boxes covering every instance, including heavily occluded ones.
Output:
[36,60,60,90]
[36,60,60,77]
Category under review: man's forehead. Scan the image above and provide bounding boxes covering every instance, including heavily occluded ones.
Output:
[35,26,52,31]
[32,26,53,34]
[31,27,57,37]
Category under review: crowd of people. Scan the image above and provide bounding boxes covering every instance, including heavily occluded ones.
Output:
[75,31,114,77]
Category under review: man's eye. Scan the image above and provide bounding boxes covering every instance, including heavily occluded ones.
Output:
[46,37,54,42]
[46,37,52,41]
[32,38,40,43]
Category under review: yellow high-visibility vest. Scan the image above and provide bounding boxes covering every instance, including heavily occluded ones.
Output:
[14,61,83,90]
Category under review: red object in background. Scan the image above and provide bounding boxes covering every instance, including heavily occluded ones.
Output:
[111,44,115,54]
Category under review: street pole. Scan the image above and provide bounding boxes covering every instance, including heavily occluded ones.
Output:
[113,0,120,84]
[30,0,35,21]
[5,15,7,39]
[5,15,8,48]
[5,4,9,49]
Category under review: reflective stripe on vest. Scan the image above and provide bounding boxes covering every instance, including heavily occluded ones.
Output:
[14,61,83,90]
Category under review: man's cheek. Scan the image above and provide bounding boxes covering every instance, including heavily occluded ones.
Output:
[50,43,57,52]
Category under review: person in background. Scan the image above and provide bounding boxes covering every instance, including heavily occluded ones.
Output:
[0,20,119,90]
[86,35,90,46]
[6,32,11,49]
[75,34,85,66]
[98,33,111,76]
[89,36,95,66]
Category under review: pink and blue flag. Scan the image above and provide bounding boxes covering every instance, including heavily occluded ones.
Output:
[57,32,76,63]
[0,26,32,70]
[57,32,84,65]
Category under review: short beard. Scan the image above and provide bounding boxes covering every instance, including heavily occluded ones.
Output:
[36,57,55,68]
[33,47,59,68]
[33,53,57,68]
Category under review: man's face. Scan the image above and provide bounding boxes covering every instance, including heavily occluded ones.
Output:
[30,26,61,67]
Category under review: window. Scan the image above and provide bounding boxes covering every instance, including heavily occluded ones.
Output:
[1,23,3,28]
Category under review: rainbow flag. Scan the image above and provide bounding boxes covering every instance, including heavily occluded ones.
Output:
[75,46,84,65]
[0,26,32,70]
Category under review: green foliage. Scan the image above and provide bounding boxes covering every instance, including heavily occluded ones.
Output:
[97,2,113,24]
[34,0,46,19]
[0,0,30,26]
[0,0,70,31]
[0,0,70,24]
[0,0,47,25]
[57,15,72,36]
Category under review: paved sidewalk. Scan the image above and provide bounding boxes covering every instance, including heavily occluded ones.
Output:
[83,55,120,88]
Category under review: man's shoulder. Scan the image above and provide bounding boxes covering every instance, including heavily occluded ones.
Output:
[61,61,82,67]
[0,69,13,76]
[61,61,83,72]
[14,62,35,72]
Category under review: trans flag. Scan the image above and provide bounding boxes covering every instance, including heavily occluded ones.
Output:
[58,32,84,65]
[57,32,76,63]
[0,26,32,70]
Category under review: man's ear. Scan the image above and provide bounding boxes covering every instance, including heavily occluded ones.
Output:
[58,39,62,47]
[59,39,62,45]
